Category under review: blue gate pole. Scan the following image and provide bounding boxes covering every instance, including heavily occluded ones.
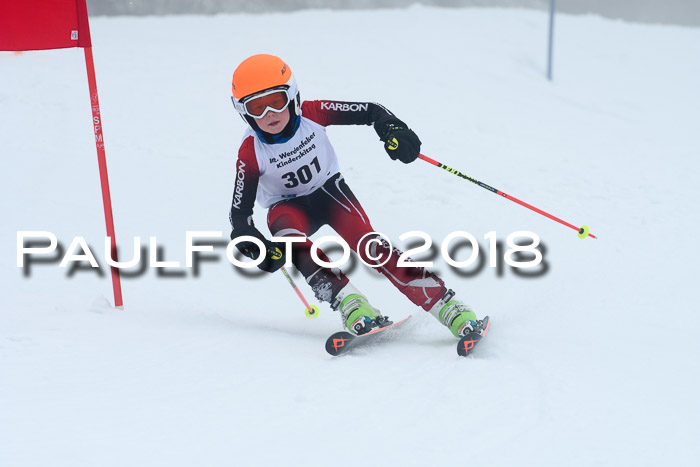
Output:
[547,0,556,81]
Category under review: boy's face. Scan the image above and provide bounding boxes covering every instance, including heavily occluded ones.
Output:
[255,107,290,134]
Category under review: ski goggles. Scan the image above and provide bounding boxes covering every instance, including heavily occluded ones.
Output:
[233,88,292,119]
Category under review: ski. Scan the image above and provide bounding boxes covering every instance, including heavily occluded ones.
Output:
[456,316,490,357]
[325,315,412,356]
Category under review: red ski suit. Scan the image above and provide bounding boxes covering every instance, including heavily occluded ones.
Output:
[230,100,446,310]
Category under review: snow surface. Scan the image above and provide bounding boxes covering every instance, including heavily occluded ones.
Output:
[2,6,700,466]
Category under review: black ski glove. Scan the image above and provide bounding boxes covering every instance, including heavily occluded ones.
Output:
[231,227,286,273]
[373,115,421,164]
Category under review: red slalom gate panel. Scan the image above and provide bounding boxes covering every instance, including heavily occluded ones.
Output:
[0,0,92,51]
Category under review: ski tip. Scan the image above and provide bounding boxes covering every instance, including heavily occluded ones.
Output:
[324,316,413,356]
[325,331,355,356]
[456,316,490,357]
[457,333,483,357]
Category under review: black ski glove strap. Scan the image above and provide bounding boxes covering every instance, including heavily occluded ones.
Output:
[231,227,286,273]
[373,115,421,164]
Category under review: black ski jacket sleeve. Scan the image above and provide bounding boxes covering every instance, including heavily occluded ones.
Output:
[301,100,394,127]
[228,135,265,242]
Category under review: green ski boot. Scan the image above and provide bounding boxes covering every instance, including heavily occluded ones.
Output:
[429,289,485,338]
[333,284,390,335]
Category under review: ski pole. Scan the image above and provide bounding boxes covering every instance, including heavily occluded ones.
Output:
[418,153,596,239]
[280,266,320,318]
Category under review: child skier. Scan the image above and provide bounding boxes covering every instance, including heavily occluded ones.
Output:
[229,54,487,338]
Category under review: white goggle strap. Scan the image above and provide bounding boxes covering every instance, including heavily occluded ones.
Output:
[231,97,247,115]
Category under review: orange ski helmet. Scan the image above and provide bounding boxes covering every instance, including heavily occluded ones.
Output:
[232,55,296,100]
[232,54,299,115]
[231,54,301,139]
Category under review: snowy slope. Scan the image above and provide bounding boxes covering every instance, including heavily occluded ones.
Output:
[1,6,699,466]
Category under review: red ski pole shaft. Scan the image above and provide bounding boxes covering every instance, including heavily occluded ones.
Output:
[281,267,319,318]
[418,153,596,239]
